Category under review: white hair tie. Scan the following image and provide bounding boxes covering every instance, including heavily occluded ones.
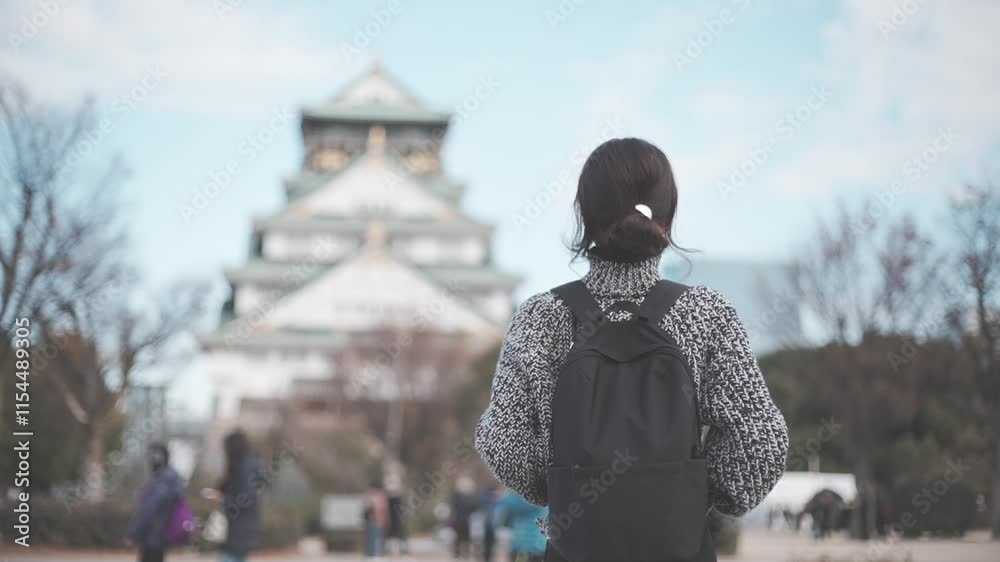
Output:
[634,204,652,220]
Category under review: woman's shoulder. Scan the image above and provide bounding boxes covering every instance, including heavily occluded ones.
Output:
[501,290,575,353]
[666,284,745,340]
[673,284,737,315]
[510,289,573,324]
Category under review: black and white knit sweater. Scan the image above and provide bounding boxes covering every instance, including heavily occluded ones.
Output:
[474,254,788,517]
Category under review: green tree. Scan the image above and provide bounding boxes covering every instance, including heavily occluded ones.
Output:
[0,342,82,491]
[452,342,501,433]
[763,335,988,534]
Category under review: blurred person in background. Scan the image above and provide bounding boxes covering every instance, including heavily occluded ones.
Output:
[493,490,547,562]
[385,473,410,556]
[814,490,842,541]
[480,484,501,562]
[205,430,263,562]
[451,475,478,559]
[362,476,390,559]
[127,442,183,562]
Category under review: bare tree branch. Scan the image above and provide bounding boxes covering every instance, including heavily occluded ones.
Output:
[1,80,208,501]
[949,179,1000,539]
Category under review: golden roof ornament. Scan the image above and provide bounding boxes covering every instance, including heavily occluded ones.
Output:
[365,219,388,251]
[367,124,387,154]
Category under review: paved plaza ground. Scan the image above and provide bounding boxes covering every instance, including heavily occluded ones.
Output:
[5,531,999,562]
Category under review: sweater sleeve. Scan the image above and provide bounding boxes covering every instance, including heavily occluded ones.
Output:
[475,292,566,506]
[698,289,789,516]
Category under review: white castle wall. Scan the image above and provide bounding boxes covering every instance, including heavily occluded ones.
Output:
[472,290,513,324]
[209,349,335,418]
[389,235,485,265]
[263,232,359,262]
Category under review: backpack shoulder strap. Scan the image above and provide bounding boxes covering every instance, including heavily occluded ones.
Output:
[551,280,605,329]
[638,279,690,323]
[641,279,703,457]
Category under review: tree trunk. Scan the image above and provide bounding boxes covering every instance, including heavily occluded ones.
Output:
[866,484,880,538]
[80,416,108,503]
[386,398,404,462]
[992,441,1000,540]
[853,457,878,540]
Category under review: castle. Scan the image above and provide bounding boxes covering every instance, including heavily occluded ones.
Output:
[200,64,519,438]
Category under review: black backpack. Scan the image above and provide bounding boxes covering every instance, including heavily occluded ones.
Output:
[546,280,714,562]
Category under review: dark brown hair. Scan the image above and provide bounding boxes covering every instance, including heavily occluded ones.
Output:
[570,137,681,262]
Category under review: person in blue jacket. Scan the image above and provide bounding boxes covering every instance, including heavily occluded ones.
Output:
[128,442,183,562]
[493,490,548,562]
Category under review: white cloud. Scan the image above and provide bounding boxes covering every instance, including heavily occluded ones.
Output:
[560,0,998,199]
[1,0,347,113]
[774,0,1000,193]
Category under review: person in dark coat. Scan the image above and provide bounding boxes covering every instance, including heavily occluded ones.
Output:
[128,442,183,562]
[480,485,500,562]
[450,476,478,559]
[385,474,410,556]
[216,430,263,562]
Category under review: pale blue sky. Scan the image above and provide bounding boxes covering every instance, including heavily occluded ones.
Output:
[4,0,997,294]
[3,0,998,413]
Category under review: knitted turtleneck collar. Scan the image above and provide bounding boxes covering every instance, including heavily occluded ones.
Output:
[582,254,662,297]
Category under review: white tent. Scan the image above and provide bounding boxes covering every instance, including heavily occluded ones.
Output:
[744,471,856,527]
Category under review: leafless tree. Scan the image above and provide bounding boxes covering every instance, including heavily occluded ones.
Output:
[789,204,947,539]
[949,181,1000,539]
[245,325,478,496]
[281,327,477,490]
[0,80,127,360]
[38,281,207,500]
[1,80,208,501]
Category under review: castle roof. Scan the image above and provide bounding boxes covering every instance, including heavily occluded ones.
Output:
[301,64,450,125]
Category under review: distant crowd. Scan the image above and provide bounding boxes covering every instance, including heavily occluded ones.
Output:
[362,475,547,561]
[126,430,547,562]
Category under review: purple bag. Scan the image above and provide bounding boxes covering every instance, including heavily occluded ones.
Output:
[163,497,197,546]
